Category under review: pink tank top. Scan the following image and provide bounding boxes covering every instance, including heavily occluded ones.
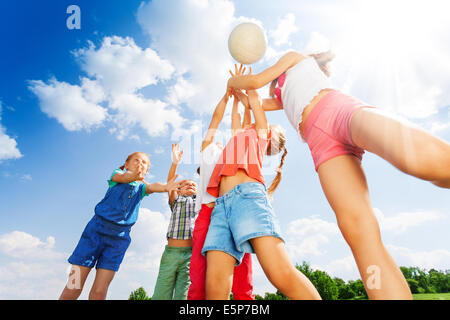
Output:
[274,73,286,104]
[206,125,272,198]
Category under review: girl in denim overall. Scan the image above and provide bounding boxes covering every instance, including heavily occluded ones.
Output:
[59,152,180,300]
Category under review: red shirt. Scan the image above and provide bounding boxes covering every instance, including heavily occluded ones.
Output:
[207,125,272,197]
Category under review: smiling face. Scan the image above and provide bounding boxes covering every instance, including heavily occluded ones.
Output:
[124,152,150,177]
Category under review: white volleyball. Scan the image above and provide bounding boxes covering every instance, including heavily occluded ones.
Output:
[228,22,267,65]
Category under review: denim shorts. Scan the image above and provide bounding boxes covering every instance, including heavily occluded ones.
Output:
[201,182,284,265]
[68,215,131,272]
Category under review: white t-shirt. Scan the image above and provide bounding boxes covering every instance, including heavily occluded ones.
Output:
[281,57,333,141]
[194,142,223,213]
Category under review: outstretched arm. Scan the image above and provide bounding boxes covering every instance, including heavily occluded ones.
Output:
[111,170,143,184]
[231,95,242,136]
[227,51,305,90]
[233,90,252,128]
[242,98,252,127]
[234,88,283,112]
[144,174,180,195]
[201,91,231,152]
[247,89,269,138]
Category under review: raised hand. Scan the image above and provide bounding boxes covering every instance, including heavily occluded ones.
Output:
[171,143,184,164]
[229,64,248,77]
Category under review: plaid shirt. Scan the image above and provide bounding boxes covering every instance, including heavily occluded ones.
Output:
[166,194,197,240]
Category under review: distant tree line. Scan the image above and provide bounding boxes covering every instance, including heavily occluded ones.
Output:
[129,262,450,300]
[254,262,450,300]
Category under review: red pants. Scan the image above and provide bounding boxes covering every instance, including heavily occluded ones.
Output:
[188,204,254,300]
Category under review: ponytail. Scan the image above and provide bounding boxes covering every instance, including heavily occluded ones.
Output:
[269,77,278,98]
[267,146,288,195]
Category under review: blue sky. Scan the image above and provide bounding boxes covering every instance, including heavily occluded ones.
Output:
[0,0,449,299]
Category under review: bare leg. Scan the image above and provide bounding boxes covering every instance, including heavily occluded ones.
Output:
[59,265,91,300]
[250,236,321,300]
[318,155,412,299]
[351,108,450,188]
[88,268,116,300]
[205,251,236,300]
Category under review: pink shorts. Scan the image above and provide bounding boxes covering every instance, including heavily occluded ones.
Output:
[303,90,374,171]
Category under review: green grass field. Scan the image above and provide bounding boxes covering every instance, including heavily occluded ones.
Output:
[348,293,450,300]
[412,293,450,300]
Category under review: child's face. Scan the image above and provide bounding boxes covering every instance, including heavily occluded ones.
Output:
[125,153,150,177]
[179,180,197,196]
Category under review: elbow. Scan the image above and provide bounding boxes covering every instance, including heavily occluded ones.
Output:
[250,75,266,90]
[249,77,260,90]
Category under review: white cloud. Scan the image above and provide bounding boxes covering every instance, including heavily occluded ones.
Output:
[112,208,170,298]
[0,102,22,161]
[166,76,199,106]
[285,216,340,259]
[269,13,299,47]
[388,245,450,271]
[137,0,237,113]
[28,77,107,131]
[0,130,22,161]
[109,93,184,140]
[0,261,67,300]
[29,35,185,140]
[80,77,106,104]
[313,255,359,281]
[374,208,443,234]
[304,31,331,54]
[0,231,68,299]
[74,36,175,95]
[0,231,62,260]
[280,209,447,282]
[430,120,450,135]
[20,174,32,181]
[0,210,170,300]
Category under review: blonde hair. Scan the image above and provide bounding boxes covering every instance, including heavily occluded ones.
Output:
[266,124,287,195]
[269,50,335,98]
[119,152,150,171]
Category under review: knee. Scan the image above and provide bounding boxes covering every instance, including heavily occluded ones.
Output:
[59,287,82,300]
[411,140,450,184]
[89,287,108,300]
[206,276,231,299]
[206,268,232,299]
[431,143,450,187]
[266,265,296,292]
[337,209,382,249]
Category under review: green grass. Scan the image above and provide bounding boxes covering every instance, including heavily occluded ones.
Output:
[412,293,450,300]
[346,293,450,300]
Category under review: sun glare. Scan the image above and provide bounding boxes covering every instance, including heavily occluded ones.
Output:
[342,1,442,61]
[327,0,449,118]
